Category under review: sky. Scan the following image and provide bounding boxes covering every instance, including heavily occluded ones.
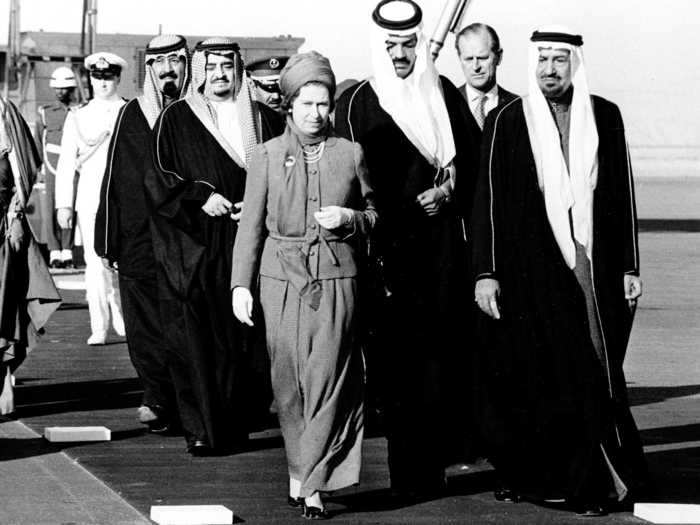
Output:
[1,0,699,149]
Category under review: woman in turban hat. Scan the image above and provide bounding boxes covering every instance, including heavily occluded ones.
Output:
[232,51,377,519]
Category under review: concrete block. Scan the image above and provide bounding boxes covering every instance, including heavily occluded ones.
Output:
[634,503,700,524]
[150,505,233,525]
[44,426,111,442]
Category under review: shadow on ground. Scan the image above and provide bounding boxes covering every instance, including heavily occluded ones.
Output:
[646,446,700,504]
[628,384,700,406]
[15,378,143,417]
[641,423,700,447]
[0,436,62,460]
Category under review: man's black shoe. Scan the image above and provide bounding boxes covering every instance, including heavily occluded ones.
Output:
[146,418,171,434]
[494,488,521,503]
[186,439,213,457]
[575,504,607,517]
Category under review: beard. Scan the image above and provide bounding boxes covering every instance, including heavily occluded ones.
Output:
[161,80,180,99]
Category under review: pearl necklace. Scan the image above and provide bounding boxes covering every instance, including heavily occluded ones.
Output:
[303,142,325,164]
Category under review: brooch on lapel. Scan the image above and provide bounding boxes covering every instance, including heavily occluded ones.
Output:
[284,156,296,168]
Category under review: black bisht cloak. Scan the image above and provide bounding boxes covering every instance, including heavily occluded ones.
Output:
[470,96,647,501]
[95,99,160,277]
[94,99,179,415]
[145,98,282,448]
[335,77,481,484]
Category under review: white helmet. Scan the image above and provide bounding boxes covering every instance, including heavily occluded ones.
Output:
[50,66,78,88]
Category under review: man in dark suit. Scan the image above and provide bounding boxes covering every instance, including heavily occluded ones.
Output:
[455,23,517,134]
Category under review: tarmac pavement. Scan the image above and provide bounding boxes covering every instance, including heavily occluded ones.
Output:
[0,219,697,522]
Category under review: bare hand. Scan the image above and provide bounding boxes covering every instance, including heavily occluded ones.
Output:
[416,188,447,216]
[232,286,254,326]
[202,193,232,217]
[57,207,73,229]
[101,257,118,272]
[230,201,243,221]
[314,206,353,230]
[475,278,501,320]
[7,217,24,252]
[624,274,642,306]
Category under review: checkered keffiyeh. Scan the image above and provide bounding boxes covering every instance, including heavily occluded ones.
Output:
[188,37,260,166]
[140,34,189,128]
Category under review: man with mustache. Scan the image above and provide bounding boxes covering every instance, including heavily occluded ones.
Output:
[455,23,517,136]
[246,55,288,113]
[145,37,282,455]
[95,35,190,433]
[470,26,647,515]
[335,0,480,500]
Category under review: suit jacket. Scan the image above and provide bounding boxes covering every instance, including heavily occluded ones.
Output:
[231,131,377,291]
[457,84,518,139]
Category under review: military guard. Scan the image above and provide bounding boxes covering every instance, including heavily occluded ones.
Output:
[56,52,127,345]
[246,55,289,112]
[33,66,80,268]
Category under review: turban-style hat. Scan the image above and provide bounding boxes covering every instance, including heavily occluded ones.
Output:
[279,51,336,109]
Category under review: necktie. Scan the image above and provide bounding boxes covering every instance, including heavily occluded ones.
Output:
[474,95,487,130]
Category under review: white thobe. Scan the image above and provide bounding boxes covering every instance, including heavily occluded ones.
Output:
[210,99,246,163]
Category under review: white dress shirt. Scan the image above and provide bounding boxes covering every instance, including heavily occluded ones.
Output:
[466,83,500,121]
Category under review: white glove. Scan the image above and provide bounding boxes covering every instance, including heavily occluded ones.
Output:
[57,207,73,229]
[232,287,254,326]
[313,206,353,230]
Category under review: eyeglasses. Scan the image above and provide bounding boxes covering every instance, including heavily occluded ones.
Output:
[148,55,182,67]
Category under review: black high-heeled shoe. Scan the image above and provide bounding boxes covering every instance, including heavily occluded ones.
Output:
[302,502,330,520]
[287,495,304,508]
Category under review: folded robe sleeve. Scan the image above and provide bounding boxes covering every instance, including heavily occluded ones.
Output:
[230,144,269,291]
[0,155,13,215]
[151,105,218,234]
[341,143,377,239]
[94,104,127,260]
[471,110,504,282]
[611,106,640,277]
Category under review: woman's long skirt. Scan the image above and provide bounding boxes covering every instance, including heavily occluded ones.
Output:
[260,275,364,497]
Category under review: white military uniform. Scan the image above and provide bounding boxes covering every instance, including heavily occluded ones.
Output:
[56,84,126,343]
